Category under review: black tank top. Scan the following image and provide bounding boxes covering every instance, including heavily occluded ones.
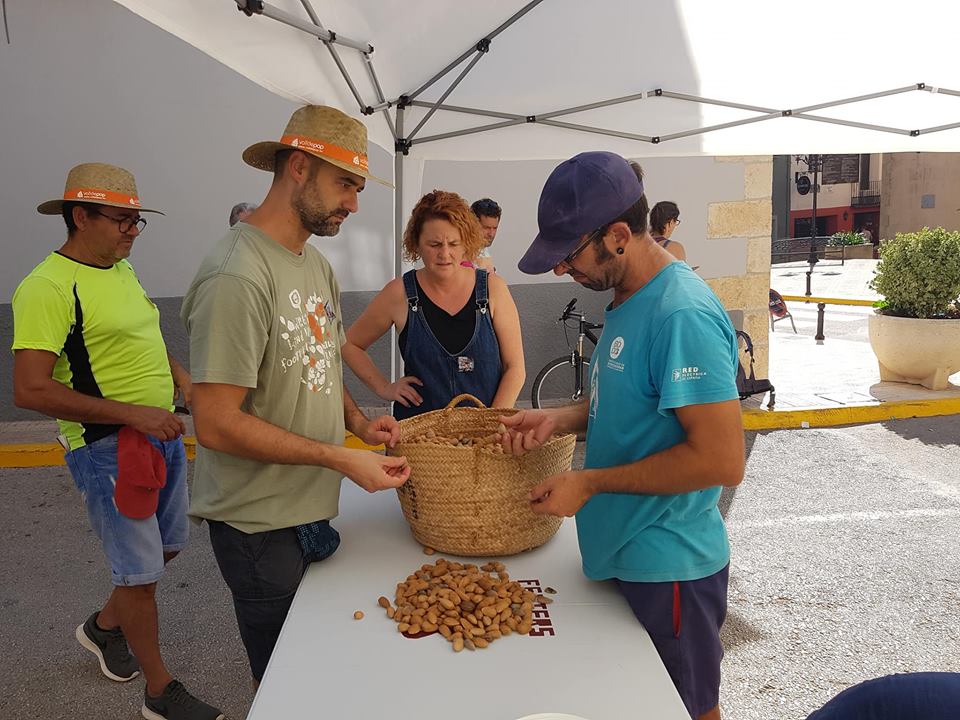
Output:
[398,273,477,355]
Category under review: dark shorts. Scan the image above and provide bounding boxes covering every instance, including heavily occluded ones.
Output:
[617,565,729,719]
[207,520,335,681]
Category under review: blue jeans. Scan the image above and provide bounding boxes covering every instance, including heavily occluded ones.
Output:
[65,432,188,586]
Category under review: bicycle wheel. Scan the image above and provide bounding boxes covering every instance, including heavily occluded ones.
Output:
[531,356,591,409]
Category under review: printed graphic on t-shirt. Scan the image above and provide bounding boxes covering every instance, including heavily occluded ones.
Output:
[278,289,339,394]
[589,359,599,420]
[607,335,626,372]
[671,366,708,382]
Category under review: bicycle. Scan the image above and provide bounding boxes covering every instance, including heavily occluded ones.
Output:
[530,297,603,409]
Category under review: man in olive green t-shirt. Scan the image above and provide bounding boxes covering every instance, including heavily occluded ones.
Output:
[181,105,409,684]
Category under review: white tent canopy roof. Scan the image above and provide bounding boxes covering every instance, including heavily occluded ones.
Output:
[114,0,960,160]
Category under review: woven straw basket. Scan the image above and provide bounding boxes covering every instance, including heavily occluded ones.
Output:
[388,394,576,556]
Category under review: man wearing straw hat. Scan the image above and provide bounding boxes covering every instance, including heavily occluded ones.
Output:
[181,105,410,685]
[11,163,224,720]
[501,152,745,720]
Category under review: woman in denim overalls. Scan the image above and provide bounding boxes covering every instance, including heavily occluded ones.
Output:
[343,190,525,418]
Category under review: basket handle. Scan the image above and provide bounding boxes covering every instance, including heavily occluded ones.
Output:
[444,393,486,409]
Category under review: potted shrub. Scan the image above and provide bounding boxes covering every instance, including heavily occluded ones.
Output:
[829,230,873,260]
[868,227,960,389]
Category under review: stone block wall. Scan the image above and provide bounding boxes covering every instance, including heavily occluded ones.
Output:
[706,157,773,376]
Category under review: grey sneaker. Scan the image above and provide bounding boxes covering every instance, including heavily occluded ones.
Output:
[75,612,140,682]
[142,680,225,720]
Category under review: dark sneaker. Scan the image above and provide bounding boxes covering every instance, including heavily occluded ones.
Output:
[75,612,140,682]
[142,680,225,720]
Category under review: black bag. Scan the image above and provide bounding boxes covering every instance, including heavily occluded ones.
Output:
[735,330,775,408]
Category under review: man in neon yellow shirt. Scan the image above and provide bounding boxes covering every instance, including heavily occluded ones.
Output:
[12,163,223,720]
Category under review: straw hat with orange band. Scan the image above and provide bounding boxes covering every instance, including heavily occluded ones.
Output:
[37,163,164,216]
[242,104,393,188]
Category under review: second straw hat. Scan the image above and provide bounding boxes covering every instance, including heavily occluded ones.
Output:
[37,163,164,216]
[242,105,392,187]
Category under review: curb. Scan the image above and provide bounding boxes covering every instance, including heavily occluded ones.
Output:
[0,432,380,469]
[4,399,960,468]
[779,295,877,307]
[743,397,960,430]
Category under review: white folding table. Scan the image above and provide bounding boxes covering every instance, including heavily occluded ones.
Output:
[247,481,690,720]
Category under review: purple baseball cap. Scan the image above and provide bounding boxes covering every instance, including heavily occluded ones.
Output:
[518,151,644,275]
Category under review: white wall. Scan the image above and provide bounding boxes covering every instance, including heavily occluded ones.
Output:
[420,157,749,282]
[0,0,394,302]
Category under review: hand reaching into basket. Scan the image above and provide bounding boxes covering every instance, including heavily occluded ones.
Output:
[358,414,402,448]
[344,449,411,493]
[498,410,556,455]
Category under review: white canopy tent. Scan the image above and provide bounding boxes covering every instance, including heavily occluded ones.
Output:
[113,0,960,276]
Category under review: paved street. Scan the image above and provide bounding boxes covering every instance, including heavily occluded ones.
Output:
[2,416,959,720]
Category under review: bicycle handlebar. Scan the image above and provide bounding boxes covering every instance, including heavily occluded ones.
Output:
[560,297,603,330]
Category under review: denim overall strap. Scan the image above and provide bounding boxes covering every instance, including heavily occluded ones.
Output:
[393,269,502,420]
[402,269,420,311]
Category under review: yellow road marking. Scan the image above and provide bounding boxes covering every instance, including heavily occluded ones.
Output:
[4,401,959,468]
[743,397,960,430]
[0,432,384,469]
[780,295,877,307]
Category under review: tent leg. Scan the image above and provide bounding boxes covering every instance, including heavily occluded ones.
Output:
[390,106,405,384]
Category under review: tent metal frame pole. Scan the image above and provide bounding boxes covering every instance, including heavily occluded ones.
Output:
[408,100,524,121]
[656,113,781,143]
[792,85,920,115]
[538,92,654,120]
[242,1,373,53]
[293,0,366,112]
[790,113,913,136]
[537,119,654,144]
[406,52,486,141]
[403,0,545,102]
[391,105,405,383]
[362,54,397,140]
[658,90,777,114]
[916,120,960,135]
[413,119,529,146]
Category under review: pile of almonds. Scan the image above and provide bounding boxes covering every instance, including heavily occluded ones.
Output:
[375,557,552,652]
[404,425,508,452]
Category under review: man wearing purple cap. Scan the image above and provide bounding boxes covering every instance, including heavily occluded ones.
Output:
[502,152,745,720]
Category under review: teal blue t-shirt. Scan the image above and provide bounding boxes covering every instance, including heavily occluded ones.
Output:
[577,262,739,582]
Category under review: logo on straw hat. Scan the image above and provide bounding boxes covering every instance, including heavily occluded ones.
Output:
[36,163,164,216]
[241,105,392,187]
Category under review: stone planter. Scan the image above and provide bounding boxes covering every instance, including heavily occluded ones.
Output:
[868,312,960,390]
[841,243,875,260]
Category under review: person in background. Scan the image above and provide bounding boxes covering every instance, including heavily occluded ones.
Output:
[650,200,687,261]
[228,202,256,226]
[343,190,524,418]
[470,197,501,272]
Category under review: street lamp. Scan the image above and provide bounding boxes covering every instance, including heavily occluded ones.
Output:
[795,154,821,296]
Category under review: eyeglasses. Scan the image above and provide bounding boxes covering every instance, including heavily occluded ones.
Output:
[558,225,606,269]
[89,208,147,234]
